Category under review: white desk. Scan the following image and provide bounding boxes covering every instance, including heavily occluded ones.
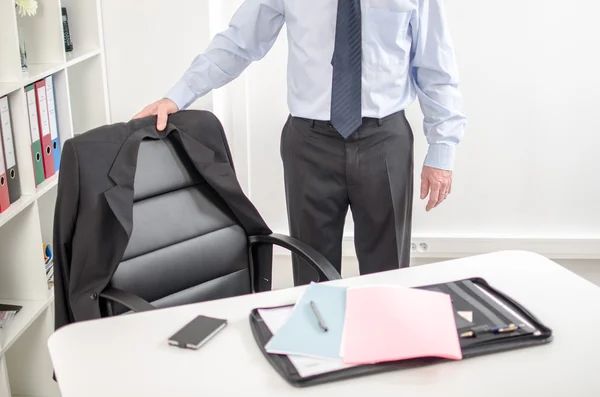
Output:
[48,251,600,396]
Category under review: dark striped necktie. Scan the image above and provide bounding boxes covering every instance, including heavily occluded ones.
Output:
[331,0,362,139]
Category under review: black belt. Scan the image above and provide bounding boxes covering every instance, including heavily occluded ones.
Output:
[298,110,404,129]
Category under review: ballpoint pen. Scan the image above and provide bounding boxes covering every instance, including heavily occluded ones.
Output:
[310,300,328,332]
[460,323,525,338]
[460,325,490,338]
[492,323,524,333]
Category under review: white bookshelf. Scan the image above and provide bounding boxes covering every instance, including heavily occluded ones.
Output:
[0,1,109,396]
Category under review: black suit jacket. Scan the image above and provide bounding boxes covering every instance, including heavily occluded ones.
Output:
[53,110,272,331]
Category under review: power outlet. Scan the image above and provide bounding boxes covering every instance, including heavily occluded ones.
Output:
[418,242,428,252]
[411,242,417,252]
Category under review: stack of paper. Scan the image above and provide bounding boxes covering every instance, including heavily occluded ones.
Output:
[259,306,357,378]
[262,282,462,375]
[0,304,22,329]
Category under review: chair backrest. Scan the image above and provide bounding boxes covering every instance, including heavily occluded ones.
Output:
[107,137,252,315]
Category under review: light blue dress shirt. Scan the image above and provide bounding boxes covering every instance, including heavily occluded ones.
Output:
[166,0,466,170]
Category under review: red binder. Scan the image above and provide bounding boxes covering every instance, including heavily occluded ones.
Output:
[34,80,55,179]
[0,136,10,213]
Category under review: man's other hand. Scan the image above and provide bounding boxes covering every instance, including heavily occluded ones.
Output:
[420,166,452,211]
[132,98,179,131]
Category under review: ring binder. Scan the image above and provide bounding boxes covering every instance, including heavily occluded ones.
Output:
[0,96,21,204]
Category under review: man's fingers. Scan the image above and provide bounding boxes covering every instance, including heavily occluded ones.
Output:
[426,183,441,211]
[434,185,449,208]
[420,177,430,200]
[131,101,174,131]
[156,108,169,131]
[132,109,148,120]
[421,166,453,211]
[132,104,156,120]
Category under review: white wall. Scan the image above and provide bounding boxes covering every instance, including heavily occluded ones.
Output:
[100,0,213,122]
[101,0,600,258]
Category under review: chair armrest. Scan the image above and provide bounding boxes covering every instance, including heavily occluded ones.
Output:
[100,287,156,313]
[248,233,342,281]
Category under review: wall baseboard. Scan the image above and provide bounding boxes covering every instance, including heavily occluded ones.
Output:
[272,234,600,260]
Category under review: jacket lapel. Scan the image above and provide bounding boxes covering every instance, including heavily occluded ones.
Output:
[104,184,135,238]
[178,130,271,236]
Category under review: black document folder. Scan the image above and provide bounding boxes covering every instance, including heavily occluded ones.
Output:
[0,303,22,313]
[249,277,553,387]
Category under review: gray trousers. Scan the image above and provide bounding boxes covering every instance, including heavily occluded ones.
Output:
[280,110,414,285]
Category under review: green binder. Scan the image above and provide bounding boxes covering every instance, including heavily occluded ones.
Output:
[25,84,44,186]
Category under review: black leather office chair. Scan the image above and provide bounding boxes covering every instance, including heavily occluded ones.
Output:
[98,134,341,316]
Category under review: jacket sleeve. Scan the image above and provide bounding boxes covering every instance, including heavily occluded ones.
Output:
[52,139,80,331]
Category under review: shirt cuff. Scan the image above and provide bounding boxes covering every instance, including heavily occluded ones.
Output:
[423,143,456,171]
[165,80,197,111]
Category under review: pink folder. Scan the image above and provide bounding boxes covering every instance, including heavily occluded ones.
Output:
[341,285,463,364]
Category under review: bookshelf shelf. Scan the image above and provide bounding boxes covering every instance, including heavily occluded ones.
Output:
[0,51,104,99]
[64,47,101,66]
[21,63,65,87]
[0,292,54,358]
[0,1,109,396]
[0,196,36,229]
[0,84,22,101]
[34,173,58,199]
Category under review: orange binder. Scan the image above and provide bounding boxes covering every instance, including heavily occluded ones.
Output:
[34,79,55,179]
[0,136,10,213]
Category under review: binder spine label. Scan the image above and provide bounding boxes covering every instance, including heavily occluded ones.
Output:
[0,98,16,169]
[36,85,51,137]
[0,139,5,174]
[45,76,59,141]
[27,89,39,142]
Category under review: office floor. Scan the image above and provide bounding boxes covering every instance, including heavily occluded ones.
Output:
[271,255,600,290]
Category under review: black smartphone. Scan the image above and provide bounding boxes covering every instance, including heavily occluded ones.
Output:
[62,8,73,52]
[167,315,227,350]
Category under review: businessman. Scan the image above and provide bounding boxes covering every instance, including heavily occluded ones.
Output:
[134,0,466,285]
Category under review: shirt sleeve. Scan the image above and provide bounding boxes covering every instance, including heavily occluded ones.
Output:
[165,0,286,110]
[410,0,467,171]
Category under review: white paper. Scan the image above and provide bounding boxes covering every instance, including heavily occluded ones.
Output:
[0,310,17,329]
[258,306,293,333]
[258,307,357,378]
[457,311,473,323]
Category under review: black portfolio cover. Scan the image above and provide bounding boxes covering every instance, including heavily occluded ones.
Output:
[0,303,22,313]
[249,277,553,387]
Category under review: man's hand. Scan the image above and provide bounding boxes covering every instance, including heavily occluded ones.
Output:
[132,98,179,131]
[420,166,453,211]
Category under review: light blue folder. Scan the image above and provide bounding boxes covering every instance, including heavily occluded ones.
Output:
[265,282,347,359]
